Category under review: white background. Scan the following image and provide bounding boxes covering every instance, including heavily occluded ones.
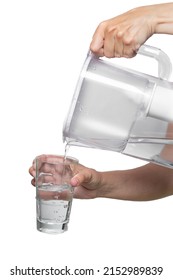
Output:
[0,0,173,279]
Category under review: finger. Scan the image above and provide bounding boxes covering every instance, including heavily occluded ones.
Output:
[31,178,35,186]
[122,39,138,58]
[121,27,141,57]
[90,22,105,55]
[90,38,104,56]
[29,166,35,177]
[36,174,54,186]
[104,32,116,58]
[114,31,126,57]
[39,163,63,175]
[35,154,65,171]
[35,154,75,174]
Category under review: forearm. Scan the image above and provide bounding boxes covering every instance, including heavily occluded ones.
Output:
[149,2,173,34]
[98,163,173,201]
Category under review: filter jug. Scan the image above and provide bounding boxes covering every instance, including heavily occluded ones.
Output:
[63,45,173,168]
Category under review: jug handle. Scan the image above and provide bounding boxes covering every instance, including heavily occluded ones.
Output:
[138,45,173,122]
[137,44,172,80]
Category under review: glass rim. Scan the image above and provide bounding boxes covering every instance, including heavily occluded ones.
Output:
[35,154,79,165]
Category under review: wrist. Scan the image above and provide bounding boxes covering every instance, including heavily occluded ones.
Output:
[152,3,173,34]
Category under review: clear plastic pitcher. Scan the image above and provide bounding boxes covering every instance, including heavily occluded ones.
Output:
[63,45,173,168]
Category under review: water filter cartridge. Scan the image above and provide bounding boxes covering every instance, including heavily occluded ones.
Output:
[148,84,173,122]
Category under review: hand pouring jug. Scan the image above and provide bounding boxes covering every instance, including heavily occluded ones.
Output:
[63,45,173,168]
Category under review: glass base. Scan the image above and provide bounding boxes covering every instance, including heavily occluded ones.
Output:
[37,220,68,234]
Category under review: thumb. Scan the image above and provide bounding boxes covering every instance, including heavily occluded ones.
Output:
[70,164,93,187]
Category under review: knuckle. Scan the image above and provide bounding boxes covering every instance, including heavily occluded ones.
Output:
[99,20,107,29]
[105,24,118,35]
[117,30,123,38]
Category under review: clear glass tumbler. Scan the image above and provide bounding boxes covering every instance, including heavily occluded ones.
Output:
[35,154,78,234]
